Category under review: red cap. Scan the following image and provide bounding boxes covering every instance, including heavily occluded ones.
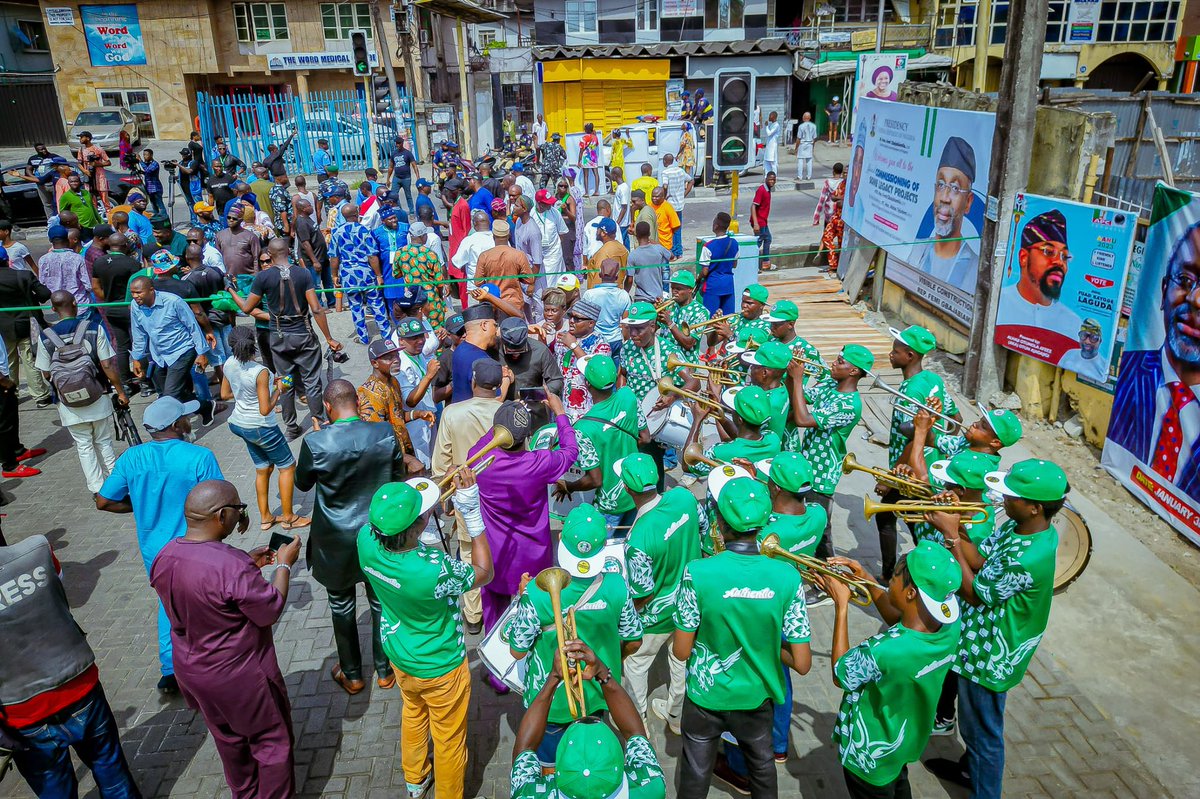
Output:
[535,189,554,205]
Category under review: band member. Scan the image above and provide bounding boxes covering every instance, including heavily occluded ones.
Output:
[554,354,647,531]
[673,471,811,798]
[506,503,644,766]
[924,459,1068,798]
[878,325,961,580]
[616,453,702,725]
[659,270,710,361]
[740,339,795,439]
[511,640,667,798]
[683,386,782,479]
[708,284,772,361]
[817,541,963,799]
[357,475,495,799]
[786,344,873,559]
[763,299,823,371]
[910,402,1023,469]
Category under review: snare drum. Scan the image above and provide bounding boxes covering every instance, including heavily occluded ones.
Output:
[639,389,722,450]
[477,599,529,693]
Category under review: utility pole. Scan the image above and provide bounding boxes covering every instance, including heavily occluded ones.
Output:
[963,0,1049,401]
[972,0,993,90]
[875,0,885,53]
[370,0,405,139]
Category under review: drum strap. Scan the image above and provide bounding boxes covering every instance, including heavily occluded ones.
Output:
[540,574,606,633]
[578,414,639,441]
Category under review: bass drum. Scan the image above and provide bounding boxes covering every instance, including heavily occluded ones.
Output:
[639,388,722,451]
[993,500,1092,593]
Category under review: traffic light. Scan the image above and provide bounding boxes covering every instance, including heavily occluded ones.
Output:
[712,69,755,171]
[373,75,391,110]
[350,29,370,76]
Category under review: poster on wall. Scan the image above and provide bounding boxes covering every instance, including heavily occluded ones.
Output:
[1067,0,1103,43]
[1103,183,1200,546]
[666,79,686,118]
[846,98,996,302]
[80,4,146,67]
[852,53,908,118]
[994,193,1137,382]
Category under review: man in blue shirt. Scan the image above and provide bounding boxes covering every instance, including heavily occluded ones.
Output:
[466,173,495,221]
[451,304,500,403]
[96,395,224,694]
[140,148,167,219]
[128,275,221,425]
[330,203,392,343]
[313,138,334,182]
[414,178,439,225]
[699,211,741,315]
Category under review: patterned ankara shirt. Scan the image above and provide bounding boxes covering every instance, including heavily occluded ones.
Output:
[395,244,446,328]
[329,222,379,269]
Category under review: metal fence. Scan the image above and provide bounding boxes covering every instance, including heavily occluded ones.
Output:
[195,89,418,176]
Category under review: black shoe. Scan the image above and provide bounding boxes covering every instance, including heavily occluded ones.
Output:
[139,382,153,397]
[925,757,972,789]
[157,674,180,695]
[285,425,305,441]
[466,619,482,635]
[712,753,752,796]
[199,401,226,426]
[35,397,53,409]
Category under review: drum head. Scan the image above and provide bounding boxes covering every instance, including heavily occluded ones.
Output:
[1052,501,1092,593]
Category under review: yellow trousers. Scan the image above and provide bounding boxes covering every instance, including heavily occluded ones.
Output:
[395,658,471,798]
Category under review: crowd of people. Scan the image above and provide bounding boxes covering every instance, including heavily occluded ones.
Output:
[0,123,1064,799]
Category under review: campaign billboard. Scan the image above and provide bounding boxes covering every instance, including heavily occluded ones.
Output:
[81,4,145,67]
[852,53,908,118]
[994,193,1137,381]
[1103,183,1200,546]
[846,98,996,317]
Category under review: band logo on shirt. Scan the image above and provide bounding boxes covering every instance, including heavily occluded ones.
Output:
[722,587,776,600]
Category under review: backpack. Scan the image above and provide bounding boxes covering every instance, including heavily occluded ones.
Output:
[42,320,107,408]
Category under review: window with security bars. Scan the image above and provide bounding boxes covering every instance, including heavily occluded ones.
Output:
[233,2,289,42]
[637,0,658,31]
[320,2,373,40]
[934,1,1080,47]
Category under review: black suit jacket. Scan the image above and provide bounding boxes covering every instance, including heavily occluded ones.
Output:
[0,268,50,341]
[295,419,408,590]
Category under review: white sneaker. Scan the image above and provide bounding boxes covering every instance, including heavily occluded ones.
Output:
[930,717,956,736]
[652,698,681,735]
[407,776,432,798]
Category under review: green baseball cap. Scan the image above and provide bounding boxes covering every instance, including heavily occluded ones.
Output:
[581,354,618,390]
[976,404,1023,447]
[742,339,791,370]
[743,284,769,304]
[396,318,425,339]
[757,452,813,493]
[906,540,962,624]
[985,458,1068,503]
[369,478,440,536]
[669,269,696,288]
[622,301,658,325]
[559,503,609,578]
[890,324,937,355]
[555,719,627,799]
[613,453,659,493]
[841,343,875,373]
[732,385,772,426]
[711,474,772,533]
[763,299,798,322]
[929,451,992,491]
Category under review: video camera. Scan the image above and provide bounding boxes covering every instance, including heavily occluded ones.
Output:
[162,159,179,172]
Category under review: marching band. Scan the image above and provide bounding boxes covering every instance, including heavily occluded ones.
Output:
[369,277,1071,799]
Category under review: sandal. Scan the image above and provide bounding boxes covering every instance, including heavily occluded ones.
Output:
[281,516,311,530]
[260,517,279,532]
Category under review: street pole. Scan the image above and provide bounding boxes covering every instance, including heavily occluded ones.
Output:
[371,0,407,139]
[454,19,474,161]
[363,74,378,171]
[875,0,885,53]
[963,0,1048,401]
[972,0,992,90]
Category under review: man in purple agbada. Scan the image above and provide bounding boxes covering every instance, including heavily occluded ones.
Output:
[150,480,301,799]
[470,393,577,643]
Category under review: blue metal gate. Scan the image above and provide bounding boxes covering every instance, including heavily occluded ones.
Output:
[196,88,417,175]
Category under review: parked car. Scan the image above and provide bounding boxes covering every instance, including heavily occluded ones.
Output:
[267,113,398,166]
[0,161,144,224]
[67,106,140,155]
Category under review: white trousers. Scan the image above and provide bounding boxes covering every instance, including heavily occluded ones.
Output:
[797,157,813,180]
[622,631,687,718]
[68,415,117,493]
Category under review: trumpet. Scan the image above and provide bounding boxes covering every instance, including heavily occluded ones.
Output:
[870,375,963,433]
[654,298,675,314]
[680,313,737,337]
[534,567,587,718]
[438,425,514,501]
[665,353,744,386]
[656,377,726,413]
[792,353,829,374]
[863,497,992,524]
[841,453,935,499]
[760,534,879,606]
[681,442,725,470]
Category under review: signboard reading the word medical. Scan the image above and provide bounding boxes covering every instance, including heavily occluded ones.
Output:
[1103,182,1200,547]
[81,5,146,67]
[267,51,380,71]
[994,193,1137,381]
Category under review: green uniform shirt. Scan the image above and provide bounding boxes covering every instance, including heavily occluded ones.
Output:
[622,334,685,402]
[625,488,702,634]
[953,520,1058,692]
[689,431,783,477]
[780,335,824,385]
[673,549,809,711]
[511,735,666,799]
[759,507,827,558]
[789,381,862,495]
[507,573,643,724]
[833,621,962,786]
[730,313,772,350]
[575,387,648,514]
[669,299,710,361]
[357,530,476,679]
[887,371,959,467]
[763,384,792,440]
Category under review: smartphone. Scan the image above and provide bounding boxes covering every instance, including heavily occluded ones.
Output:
[519,387,548,403]
[268,532,298,553]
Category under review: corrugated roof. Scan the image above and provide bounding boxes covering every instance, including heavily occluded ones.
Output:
[532,38,795,61]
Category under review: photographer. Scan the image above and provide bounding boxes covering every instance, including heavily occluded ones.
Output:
[139,148,168,220]
[75,131,111,212]
[177,148,203,225]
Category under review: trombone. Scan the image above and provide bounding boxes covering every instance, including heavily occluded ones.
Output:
[863,497,992,524]
[534,567,588,718]
[841,453,935,499]
[665,353,744,386]
[656,377,726,414]
[760,534,879,606]
[870,375,962,433]
[438,425,514,501]
[680,313,737,337]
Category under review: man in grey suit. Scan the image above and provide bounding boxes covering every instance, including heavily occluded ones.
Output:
[295,379,422,694]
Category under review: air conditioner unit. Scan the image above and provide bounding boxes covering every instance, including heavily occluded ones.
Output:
[419,29,430,44]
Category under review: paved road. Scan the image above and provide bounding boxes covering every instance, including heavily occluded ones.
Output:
[0,302,1175,799]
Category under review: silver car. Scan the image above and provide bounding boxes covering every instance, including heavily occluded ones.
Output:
[67,106,140,155]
